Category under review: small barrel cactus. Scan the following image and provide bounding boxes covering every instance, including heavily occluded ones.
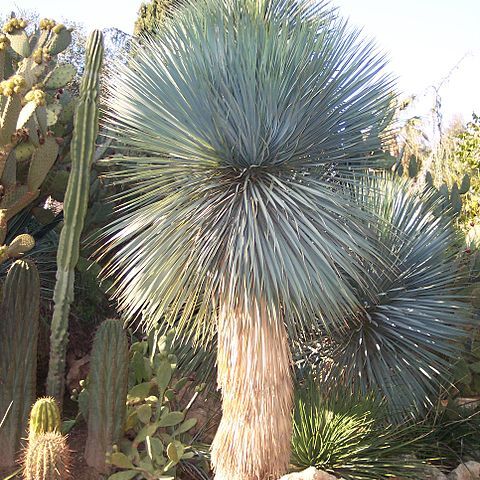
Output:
[28,397,61,442]
[0,259,40,467]
[23,432,71,480]
[84,319,129,473]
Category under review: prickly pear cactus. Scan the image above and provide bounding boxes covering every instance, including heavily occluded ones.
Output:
[28,397,61,442]
[393,155,470,217]
[0,16,77,253]
[0,232,35,264]
[23,431,71,480]
[0,258,40,467]
[84,319,129,473]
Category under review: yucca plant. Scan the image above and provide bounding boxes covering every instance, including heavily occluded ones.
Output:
[99,0,396,479]
[291,380,429,480]
[324,175,469,419]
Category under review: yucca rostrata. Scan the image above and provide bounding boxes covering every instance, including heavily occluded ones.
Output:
[23,431,71,480]
[28,397,61,442]
[98,0,396,479]
[46,29,104,403]
[0,259,40,467]
[84,319,129,473]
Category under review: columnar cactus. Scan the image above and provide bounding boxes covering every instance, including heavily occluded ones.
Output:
[46,30,104,403]
[0,259,40,467]
[84,319,129,473]
[28,397,61,442]
[23,432,71,480]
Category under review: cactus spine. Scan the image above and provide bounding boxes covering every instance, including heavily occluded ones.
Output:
[23,432,71,480]
[84,319,129,473]
[28,397,61,442]
[0,259,40,467]
[46,30,103,403]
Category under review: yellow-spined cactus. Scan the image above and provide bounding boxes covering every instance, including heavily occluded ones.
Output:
[23,432,71,480]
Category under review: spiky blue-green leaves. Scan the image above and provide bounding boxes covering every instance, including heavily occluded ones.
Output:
[101,0,396,340]
[326,175,469,418]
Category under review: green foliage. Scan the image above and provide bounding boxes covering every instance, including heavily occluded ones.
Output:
[0,208,59,299]
[134,0,183,37]
[23,431,71,480]
[0,258,40,467]
[107,330,203,480]
[28,397,61,442]
[452,327,480,397]
[46,29,103,402]
[291,381,428,480]
[425,399,480,466]
[455,114,480,226]
[85,319,129,474]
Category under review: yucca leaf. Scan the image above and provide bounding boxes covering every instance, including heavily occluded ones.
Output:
[98,0,396,341]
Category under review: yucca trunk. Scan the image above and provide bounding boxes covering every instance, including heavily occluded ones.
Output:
[211,301,293,480]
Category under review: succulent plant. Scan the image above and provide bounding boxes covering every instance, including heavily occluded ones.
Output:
[46,29,104,403]
[107,330,201,480]
[0,232,35,264]
[23,431,71,480]
[0,16,77,229]
[84,319,129,473]
[393,155,471,216]
[0,258,40,467]
[28,397,61,442]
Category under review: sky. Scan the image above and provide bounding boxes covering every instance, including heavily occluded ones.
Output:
[2,0,479,130]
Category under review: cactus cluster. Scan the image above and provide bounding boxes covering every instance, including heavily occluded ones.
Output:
[0,17,77,266]
[2,18,28,34]
[0,259,40,467]
[0,74,26,95]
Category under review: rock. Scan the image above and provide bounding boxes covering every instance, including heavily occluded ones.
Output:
[448,461,480,480]
[280,467,337,480]
[424,464,448,480]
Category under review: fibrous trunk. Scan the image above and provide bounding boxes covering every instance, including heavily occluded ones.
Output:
[211,301,293,480]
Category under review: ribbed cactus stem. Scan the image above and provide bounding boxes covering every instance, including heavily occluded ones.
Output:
[46,30,103,403]
[28,397,61,442]
[84,319,129,473]
[23,432,71,480]
[0,259,40,467]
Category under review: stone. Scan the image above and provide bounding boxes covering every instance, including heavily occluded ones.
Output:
[424,464,448,480]
[447,461,480,480]
[280,467,337,480]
